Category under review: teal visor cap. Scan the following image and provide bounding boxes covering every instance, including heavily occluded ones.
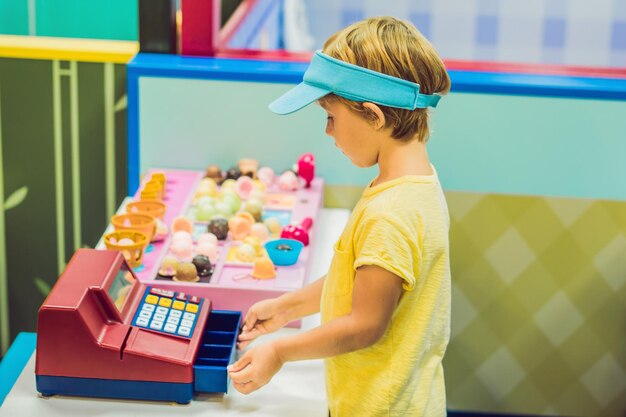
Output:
[269,50,442,115]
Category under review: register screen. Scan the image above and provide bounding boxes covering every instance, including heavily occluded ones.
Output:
[108,264,135,311]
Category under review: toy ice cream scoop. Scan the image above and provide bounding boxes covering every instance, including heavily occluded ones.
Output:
[207,217,229,240]
[278,170,299,191]
[192,255,213,277]
[238,158,259,178]
[235,244,256,263]
[195,242,218,262]
[159,255,180,277]
[251,256,276,280]
[235,175,254,200]
[197,233,218,246]
[250,222,269,242]
[256,167,274,187]
[170,240,193,262]
[174,262,199,282]
[172,216,194,234]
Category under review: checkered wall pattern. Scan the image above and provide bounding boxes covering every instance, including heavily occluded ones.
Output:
[304,0,626,68]
[444,191,626,416]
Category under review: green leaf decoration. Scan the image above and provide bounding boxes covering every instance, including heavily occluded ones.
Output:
[81,243,92,249]
[114,95,127,112]
[3,186,28,211]
[34,277,51,297]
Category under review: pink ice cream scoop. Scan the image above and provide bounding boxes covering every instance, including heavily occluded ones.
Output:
[257,167,275,187]
[235,175,254,200]
[197,232,218,246]
[196,242,218,262]
[278,171,299,191]
[280,217,313,246]
[170,240,194,262]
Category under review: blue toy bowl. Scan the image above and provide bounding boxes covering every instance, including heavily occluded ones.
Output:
[264,238,304,266]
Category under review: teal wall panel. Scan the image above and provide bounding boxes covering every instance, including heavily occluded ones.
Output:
[138,77,626,201]
[35,0,137,40]
[0,0,29,35]
[0,0,137,39]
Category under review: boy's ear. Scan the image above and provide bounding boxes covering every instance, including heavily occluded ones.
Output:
[362,102,385,130]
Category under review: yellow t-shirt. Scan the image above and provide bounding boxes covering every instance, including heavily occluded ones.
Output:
[321,172,451,417]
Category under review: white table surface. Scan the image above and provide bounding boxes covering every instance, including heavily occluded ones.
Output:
[0,208,350,417]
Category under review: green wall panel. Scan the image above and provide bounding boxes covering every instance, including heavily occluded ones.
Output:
[0,57,127,355]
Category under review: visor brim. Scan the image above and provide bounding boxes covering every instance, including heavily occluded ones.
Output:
[268,82,330,115]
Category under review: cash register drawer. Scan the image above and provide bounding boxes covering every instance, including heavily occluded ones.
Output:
[193,310,242,393]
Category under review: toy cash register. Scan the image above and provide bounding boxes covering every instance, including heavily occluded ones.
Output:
[36,249,241,404]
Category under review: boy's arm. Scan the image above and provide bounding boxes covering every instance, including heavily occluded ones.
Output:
[237,275,326,349]
[229,265,402,393]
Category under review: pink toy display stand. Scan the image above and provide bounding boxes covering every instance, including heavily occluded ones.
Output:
[111,169,324,328]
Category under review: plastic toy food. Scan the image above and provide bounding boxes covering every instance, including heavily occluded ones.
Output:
[297,153,315,188]
[250,222,269,242]
[172,230,193,244]
[256,167,275,187]
[224,167,241,182]
[228,212,255,241]
[172,216,194,234]
[238,158,259,178]
[278,170,299,191]
[111,213,157,242]
[126,200,167,220]
[281,217,313,246]
[235,244,256,263]
[264,217,282,237]
[159,256,180,277]
[103,230,149,268]
[207,217,229,240]
[170,240,194,262]
[264,238,304,266]
[192,255,213,277]
[251,256,276,279]
[196,203,216,221]
[235,175,254,200]
[197,233,218,246]
[205,165,222,181]
[174,262,199,282]
[243,198,263,222]
[195,242,218,262]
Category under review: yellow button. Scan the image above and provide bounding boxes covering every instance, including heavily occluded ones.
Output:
[185,303,198,313]
[172,301,185,310]
[159,297,172,308]
[145,295,158,305]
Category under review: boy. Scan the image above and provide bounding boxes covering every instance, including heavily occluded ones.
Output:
[228,16,451,416]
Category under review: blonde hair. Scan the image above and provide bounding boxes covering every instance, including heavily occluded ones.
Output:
[320,16,450,142]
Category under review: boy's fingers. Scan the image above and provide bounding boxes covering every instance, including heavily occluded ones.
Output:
[238,328,260,341]
[229,364,253,383]
[228,354,251,373]
[242,312,258,332]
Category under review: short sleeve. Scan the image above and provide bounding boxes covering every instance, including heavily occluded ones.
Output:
[353,214,421,291]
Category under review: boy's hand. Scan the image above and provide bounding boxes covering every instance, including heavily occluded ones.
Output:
[228,342,284,394]
[238,298,289,349]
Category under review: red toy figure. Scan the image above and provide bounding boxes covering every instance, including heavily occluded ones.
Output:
[281,217,313,246]
[297,153,315,188]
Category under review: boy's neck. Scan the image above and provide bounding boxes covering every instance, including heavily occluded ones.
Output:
[372,137,432,187]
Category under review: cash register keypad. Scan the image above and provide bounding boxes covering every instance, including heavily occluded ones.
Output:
[132,287,203,338]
